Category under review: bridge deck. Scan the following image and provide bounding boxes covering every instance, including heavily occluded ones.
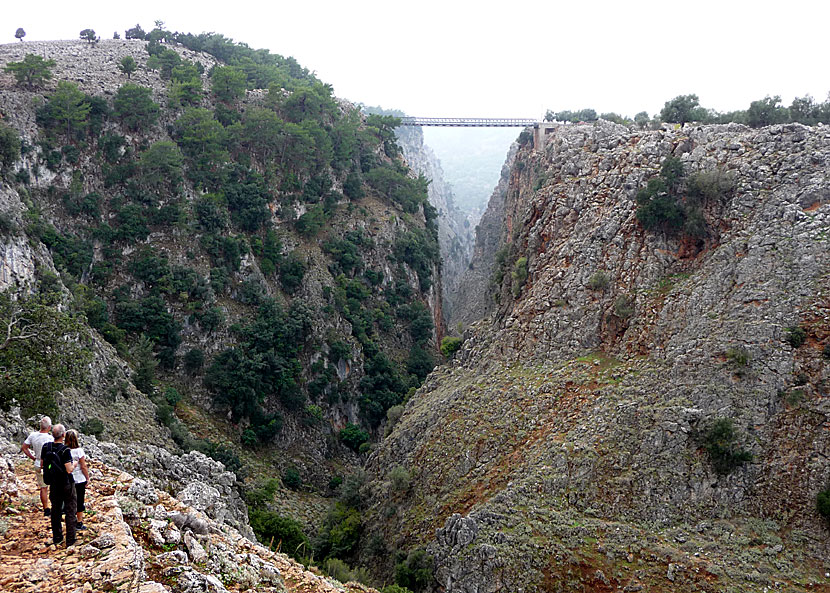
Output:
[398,117,538,127]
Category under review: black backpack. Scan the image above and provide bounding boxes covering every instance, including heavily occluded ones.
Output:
[42,442,69,486]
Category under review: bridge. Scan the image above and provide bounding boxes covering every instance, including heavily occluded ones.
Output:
[398,117,538,127]
[396,117,558,148]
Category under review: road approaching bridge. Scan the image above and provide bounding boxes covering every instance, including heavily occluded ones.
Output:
[398,117,538,127]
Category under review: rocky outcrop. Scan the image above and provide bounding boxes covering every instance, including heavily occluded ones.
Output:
[0,420,379,593]
[364,121,830,591]
[1,408,251,539]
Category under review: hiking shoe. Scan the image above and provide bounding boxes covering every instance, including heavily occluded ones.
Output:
[44,508,51,517]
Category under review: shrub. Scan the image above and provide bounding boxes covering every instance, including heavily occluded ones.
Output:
[339,423,369,452]
[79,417,105,437]
[407,345,434,382]
[818,486,830,522]
[388,466,411,494]
[0,123,21,171]
[440,336,463,358]
[394,548,433,592]
[511,256,528,297]
[324,557,354,583]
[314,502,362,560]
[283,467,302,490]
[612,295,634,319]
[382,586,414,593]
[183,348,204,373]
[687,168,737,202]
[725,347,750,366]
[586,271,610,291]
[700,418,752,475]
[823,343,830,360]
[249,509,309,560]
[385,404,405,434]
[113,84,160,132]
[785,326,807,348]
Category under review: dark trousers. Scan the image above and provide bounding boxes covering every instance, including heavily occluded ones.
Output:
[49,480,77,545]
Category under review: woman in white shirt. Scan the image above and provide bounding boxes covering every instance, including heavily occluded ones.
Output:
[65,430,89,530]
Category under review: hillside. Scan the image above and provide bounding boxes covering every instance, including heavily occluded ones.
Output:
[363,120,830,591]
[0,35,445,487]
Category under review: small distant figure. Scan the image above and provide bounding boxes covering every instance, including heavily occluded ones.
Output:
[41,424,77,548]
[21,416,54,516]
[64,430,89,531]
[15,28,25,42]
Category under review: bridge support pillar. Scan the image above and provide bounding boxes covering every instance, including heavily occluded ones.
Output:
[533,123,557,151]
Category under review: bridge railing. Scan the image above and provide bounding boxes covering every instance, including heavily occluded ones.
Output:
[398,117,538,127]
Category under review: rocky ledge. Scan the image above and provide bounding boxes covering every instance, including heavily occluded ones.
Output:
[0,441,378,593]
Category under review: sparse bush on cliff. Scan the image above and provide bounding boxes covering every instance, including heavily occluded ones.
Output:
[586,270,610,291]
[700,418,752,475]
[511,256,528,297]
[726,347,750,367]
[440,336,463,358]
[0,123,20,172]
[818,486,830,522]
[612,294,634,319]
[784,326,807,348]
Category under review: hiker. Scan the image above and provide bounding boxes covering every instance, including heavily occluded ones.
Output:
[21,416,54,516]
[41,424,77,547]
[64,430,89,531]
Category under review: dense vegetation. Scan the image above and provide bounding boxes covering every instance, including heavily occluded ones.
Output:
[545,92,830,128]
[0,26,440,494]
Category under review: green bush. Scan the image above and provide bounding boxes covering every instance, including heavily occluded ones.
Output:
[249,509,309,560]
[0,123,21,171]
[440,336,463,358]
[700,418,752,475]
[282,467,302,490]
[785,326,807,348]
[394,548,433,592]
[586,271,610,291]
[79,417,105,437]
[407,345,434,382]
[314,502,362,561]
[725,347,750,367]
[612,295,634,319]
[339,423,369,452]
[388,465,411,494]
[818,486,830,522]
[511,256,528,297]
[183,348,205,373]
[382,586,414,593]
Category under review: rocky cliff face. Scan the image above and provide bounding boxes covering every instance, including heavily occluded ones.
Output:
[395,125,474,326]
[364,121,830,591]
[449,142,518,327]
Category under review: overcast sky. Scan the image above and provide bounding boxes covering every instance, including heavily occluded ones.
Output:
[5,1,830,120]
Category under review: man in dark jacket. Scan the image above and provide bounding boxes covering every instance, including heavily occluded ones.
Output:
[41,424,77,547]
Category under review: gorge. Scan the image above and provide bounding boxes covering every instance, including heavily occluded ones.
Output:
[1,29,829,593]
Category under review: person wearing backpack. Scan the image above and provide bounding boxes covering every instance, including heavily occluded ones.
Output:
[41,424,77,547]
[21,416,54,516]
